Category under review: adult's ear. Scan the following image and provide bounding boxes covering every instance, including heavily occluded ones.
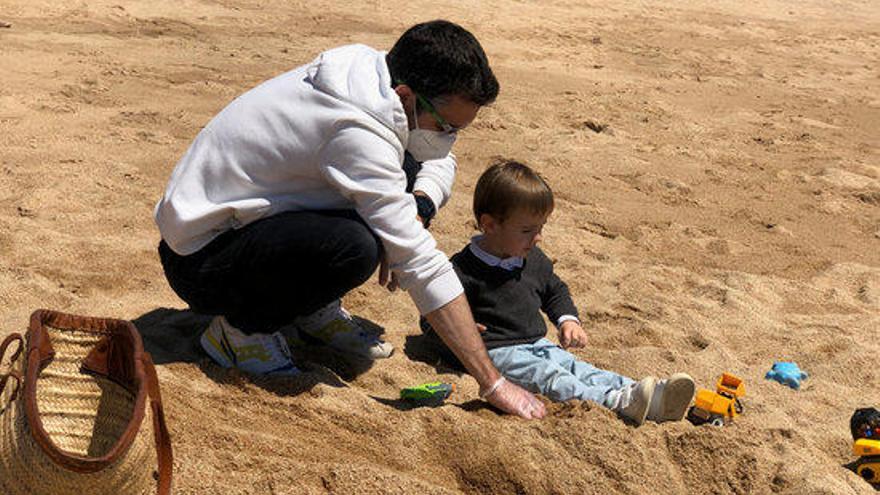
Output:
[394,84,416,110]
[395,84,417,129]
[394,83,413,99]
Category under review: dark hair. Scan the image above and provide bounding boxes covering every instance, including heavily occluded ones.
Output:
[473,160,554,225]
[387,20,499,106]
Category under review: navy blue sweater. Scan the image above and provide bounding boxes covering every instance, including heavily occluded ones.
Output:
[451,244,578,350]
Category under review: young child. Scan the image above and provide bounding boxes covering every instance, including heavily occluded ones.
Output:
[441,160,695,425]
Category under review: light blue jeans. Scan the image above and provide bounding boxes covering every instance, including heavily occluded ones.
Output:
[487,338,634,408]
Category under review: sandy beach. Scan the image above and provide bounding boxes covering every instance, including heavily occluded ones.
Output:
[1,0,879,493]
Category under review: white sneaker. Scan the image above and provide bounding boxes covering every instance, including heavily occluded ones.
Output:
[610,376,657,426]
[647,373,695,422]
[200,316,300,376]
[294,300,394,360]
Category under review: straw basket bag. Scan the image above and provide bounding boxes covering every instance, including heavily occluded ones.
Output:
[0,310,173,494]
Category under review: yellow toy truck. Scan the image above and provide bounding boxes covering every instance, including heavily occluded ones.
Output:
[850,407,880,485]
[853,439,880,484]
[687,373,745,427]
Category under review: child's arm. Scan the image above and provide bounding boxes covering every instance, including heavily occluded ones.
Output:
[539,259,585,349]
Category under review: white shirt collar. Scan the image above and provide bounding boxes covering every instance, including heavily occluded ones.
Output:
[468,235,524,271]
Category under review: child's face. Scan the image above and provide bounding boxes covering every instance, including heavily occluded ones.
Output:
[480,208,549,259]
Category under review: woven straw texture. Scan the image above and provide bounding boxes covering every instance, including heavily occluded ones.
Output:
[0,325,157,495]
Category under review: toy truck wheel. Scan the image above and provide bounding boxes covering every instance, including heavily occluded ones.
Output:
[734,399,744,415]
[709,416,725,427]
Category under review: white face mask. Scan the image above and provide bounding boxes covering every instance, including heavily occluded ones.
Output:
[406,98,457,162]
[407,128,456,162]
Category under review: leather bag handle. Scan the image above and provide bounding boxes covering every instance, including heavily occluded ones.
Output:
[0,369,22,402]
[0,333,24,366]
[0,333,24,401]
[142,352,173,495]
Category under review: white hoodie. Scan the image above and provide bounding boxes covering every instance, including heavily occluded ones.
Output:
[154,44,462,314]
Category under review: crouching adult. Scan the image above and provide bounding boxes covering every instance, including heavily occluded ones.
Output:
[155,20,545,419]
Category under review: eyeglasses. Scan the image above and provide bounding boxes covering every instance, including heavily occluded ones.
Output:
[415,93,461,135]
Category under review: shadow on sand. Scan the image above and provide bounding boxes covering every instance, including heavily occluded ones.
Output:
[132,307,383,396]
[401,324,466,376]
[370,394,497,415]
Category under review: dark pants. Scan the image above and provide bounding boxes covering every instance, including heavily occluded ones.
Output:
[158,210,381,333]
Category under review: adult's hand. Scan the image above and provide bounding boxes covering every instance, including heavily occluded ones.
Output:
[377,252,399,292]
[483,378,546,419]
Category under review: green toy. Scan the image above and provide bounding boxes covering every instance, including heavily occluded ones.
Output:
[400,382,455,404]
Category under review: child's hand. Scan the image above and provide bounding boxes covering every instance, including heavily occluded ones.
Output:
[559,320,587,349]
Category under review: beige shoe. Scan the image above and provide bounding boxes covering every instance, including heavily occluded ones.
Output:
[613,376,657,426]
[647,373,696,422]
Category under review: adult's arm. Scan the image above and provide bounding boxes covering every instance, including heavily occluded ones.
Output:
[413,153,456,210]
[425,294,546,419]
[320,127,544,419]
[319,125,458,313]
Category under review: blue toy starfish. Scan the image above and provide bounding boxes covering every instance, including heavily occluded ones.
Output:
[765,361,808,389]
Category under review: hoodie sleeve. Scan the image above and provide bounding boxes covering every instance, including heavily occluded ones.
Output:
[318,123,464,314]
[413,153,456,209]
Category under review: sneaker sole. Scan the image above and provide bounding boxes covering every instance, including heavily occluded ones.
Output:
[658,373,696,422]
